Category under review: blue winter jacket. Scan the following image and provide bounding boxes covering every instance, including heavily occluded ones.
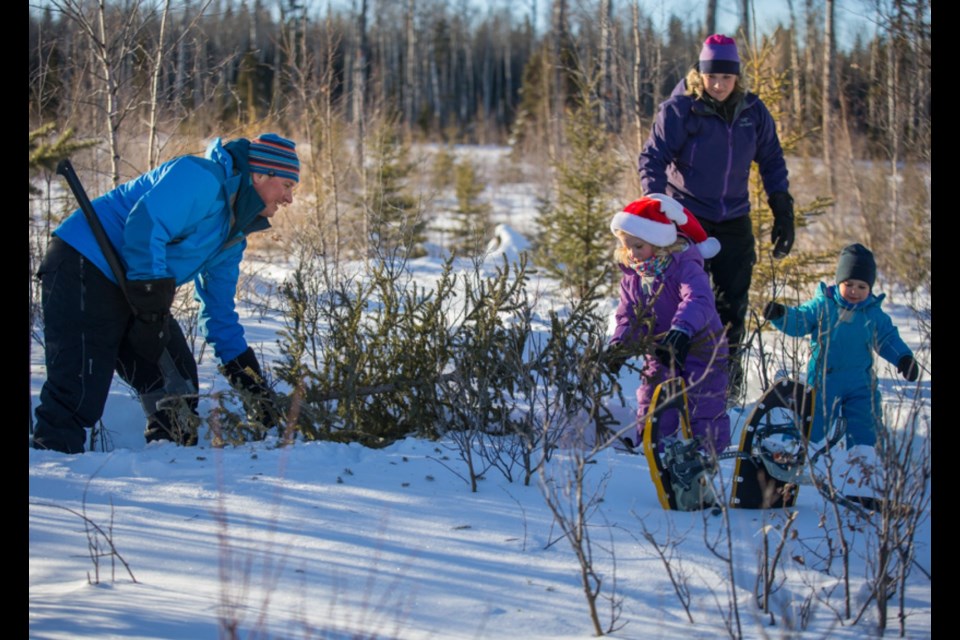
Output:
[638,81,789,223]
[771,283,912,388]
[52,137,270,364]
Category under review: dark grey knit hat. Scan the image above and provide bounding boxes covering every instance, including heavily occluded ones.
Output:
[835,243,876,288]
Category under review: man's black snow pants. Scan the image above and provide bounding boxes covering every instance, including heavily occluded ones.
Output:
[31,237,199,454]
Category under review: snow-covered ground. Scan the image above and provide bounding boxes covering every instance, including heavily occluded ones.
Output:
[29,146,932,639]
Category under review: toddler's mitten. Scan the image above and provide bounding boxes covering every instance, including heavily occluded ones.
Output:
[897,355,920,382]
[763,301,786,321]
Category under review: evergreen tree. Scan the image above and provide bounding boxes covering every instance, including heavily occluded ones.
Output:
[449,158,492,257]
[745,36,832,313]
[534,97,620,300]
[431,145,457,190]
[509,44,551,158]
[364,118,427,258]
[29,124,96,196]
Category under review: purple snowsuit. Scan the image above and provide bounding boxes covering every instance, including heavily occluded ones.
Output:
[611,243,730,453]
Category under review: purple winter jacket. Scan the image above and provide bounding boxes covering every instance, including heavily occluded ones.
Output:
[611,243,730,452]
[638,82,789,224]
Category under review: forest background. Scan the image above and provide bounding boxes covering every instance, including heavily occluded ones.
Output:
[28,0,931,291]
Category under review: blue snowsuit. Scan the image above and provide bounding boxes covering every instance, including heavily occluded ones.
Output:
[769,283,914,446]
[33,137,273,453]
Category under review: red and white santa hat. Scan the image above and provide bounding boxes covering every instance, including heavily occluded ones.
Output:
[609,194,721,259]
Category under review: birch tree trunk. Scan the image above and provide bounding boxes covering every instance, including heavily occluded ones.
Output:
[822,0,835,195]
[97,0,122,185]
[738,0,750,47]
[786,0,802,134]
[907,0,930,158]
[803,0,818,142]
[886,1,901,252]
[351,0,370,252]
[631,0,643,152]
[354,0,368,195]
[599,0,616,132]
[404,0,416,130]
[550,0,568,160]
[147,0,172,170]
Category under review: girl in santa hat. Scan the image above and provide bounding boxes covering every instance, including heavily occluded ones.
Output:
[608,194,731,456]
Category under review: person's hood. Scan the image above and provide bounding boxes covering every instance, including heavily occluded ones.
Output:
[206,137,271,235]
[820,282,885,310]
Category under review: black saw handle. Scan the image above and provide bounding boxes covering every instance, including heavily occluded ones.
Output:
[55,159,196,404]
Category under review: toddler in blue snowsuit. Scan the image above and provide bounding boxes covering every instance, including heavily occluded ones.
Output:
[763,244,920,447]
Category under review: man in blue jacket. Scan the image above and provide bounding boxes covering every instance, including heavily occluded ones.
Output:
[32,133,300,453]
[638,34,794,403]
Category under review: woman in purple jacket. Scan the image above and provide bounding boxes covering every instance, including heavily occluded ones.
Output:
[608,194,730,455]
[638,34,794,402]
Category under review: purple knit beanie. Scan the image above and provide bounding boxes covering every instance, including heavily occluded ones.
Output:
[699,34,740,75]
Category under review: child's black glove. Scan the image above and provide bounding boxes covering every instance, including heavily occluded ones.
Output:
[655,330,690,374]
[897,355,920,382]
[763,301,786,321]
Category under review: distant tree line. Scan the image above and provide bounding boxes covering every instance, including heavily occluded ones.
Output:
[29,0,930,178]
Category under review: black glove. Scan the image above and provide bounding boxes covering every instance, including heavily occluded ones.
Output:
[222,347,284,428]
[763,301,786,321]
[126,277,177,362]
[655,329,690,374]
[897,355,920,382]
[768,191,795,259]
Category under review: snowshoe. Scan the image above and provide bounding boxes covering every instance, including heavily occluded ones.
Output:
[642,377,716,511]
[661,436,718,510]
[730,379,815,509]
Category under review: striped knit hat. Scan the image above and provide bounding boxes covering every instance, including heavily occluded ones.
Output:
[699,34,740,76]
[248,133,300,182]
